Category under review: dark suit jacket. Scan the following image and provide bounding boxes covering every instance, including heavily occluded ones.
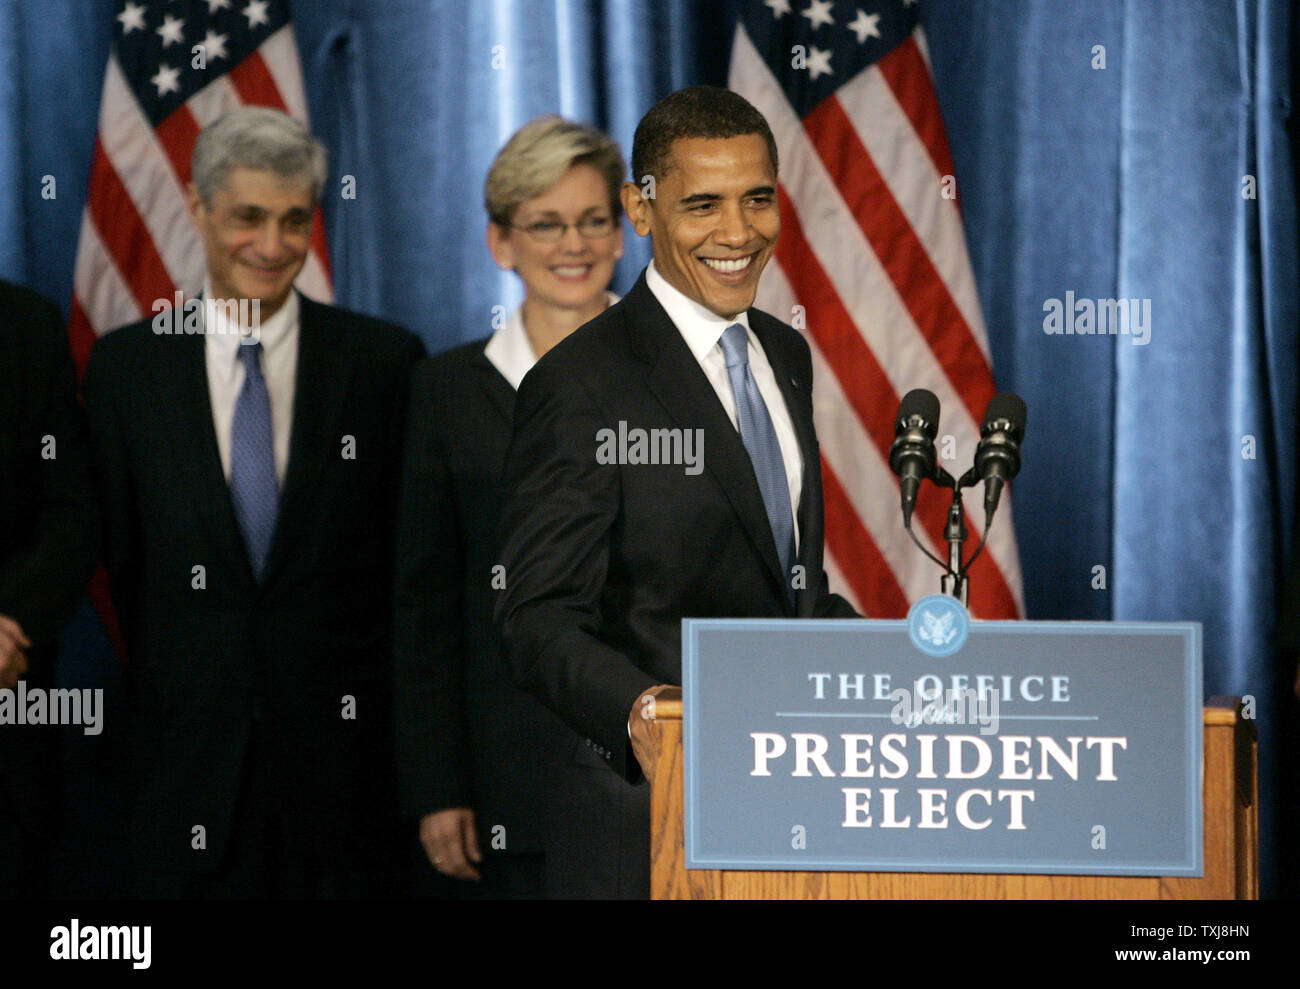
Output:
[393,340,563,856]
[497,271,856,896]
[83,294,424,876]
[0,281,99,893]
[0,281,99,665]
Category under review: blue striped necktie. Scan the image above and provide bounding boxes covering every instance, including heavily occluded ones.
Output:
[719,323,797,606]
[230,341,278,580]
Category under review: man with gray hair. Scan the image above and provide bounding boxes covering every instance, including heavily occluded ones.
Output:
[85,106,425,898]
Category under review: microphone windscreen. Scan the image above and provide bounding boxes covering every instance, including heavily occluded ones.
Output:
[983,392,1027,436]
[897,388,940,435]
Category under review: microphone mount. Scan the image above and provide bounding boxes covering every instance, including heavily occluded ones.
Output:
[897,395,1025,607]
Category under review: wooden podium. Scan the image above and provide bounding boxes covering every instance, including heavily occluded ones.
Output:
[649,696,1257,899]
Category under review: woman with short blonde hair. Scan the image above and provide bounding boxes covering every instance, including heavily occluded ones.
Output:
[395,115,626,899]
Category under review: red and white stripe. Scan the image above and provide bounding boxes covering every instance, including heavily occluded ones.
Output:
[730,23,1024,619]
[70,24,331,372]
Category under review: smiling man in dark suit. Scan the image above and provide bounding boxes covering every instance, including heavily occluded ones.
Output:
[84,106,424,898]
[497,86,857,899]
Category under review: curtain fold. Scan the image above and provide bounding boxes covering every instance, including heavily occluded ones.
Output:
[927,0,1297,894]
[0,1,23,279]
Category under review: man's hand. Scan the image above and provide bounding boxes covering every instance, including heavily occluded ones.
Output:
[628,684,682,783]
[0,614,31,690]
[419,807,482,881]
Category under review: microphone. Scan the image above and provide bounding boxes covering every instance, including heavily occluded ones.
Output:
[888,389,940,528]
[973,393,1026,520]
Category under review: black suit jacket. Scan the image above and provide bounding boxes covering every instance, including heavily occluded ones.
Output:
[0,281,99,665]
[83,295,424,875]
[0,281,99,895]
[393,340,563,855]
[497,272,856,896]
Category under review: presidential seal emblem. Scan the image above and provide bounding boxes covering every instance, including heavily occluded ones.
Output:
[907,594,970,657]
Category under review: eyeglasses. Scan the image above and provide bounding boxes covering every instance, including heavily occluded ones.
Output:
[511,214,617,242]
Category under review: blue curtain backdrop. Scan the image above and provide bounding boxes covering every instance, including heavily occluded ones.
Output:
[0,0,1294,894]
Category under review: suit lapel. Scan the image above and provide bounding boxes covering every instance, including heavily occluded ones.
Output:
[260,297,355,584]
[164,332,258,585]
[625,276,790,603]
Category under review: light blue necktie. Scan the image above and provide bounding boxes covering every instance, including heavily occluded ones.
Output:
[230,342,278,580]
[719,323,797,606]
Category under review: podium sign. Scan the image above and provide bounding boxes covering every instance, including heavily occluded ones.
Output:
[681,610,1202,876]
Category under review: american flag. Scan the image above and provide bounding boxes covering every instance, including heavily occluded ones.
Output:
[68,0,331,374]
[729,0,1024,618]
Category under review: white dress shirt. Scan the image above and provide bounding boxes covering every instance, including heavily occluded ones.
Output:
[645,260,803,547]
[484,292,620,391]
[203,280,300,486]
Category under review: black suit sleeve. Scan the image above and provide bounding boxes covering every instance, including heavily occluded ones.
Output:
[812,576,859,618]
[0,297,99,649]
[497,359,657,778]
[381,334,431,535]
[393,362,474,820]
[83,337,141,644]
